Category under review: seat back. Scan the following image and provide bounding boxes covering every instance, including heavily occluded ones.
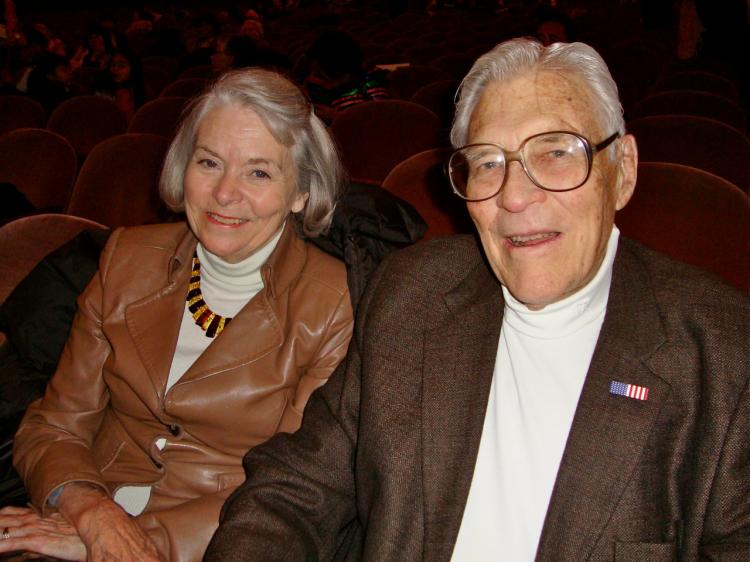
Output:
[47,95,128,160]
[632,90,746,132]
[66,133,169,228]
[429,52,476,80]
[0,213,107,304]
[330,100,445,184]
[0,128,77,211]
[628,115,750,191]
[382,148,473,239]
[127,96,190,139]
[0,96,46,135]
[176,65,216,80]
[652,70,739,102]
[160,77,210,98]
[617,162,750,291]
[410,79,459,129]
[388,64,450,100]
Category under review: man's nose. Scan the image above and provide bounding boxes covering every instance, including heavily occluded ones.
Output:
[496,160,546,212]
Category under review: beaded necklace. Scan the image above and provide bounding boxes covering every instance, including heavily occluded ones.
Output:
[186,253,232,338]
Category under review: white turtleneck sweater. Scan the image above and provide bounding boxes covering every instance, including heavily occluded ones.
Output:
[451,227,620,562]
[113,227,283,516]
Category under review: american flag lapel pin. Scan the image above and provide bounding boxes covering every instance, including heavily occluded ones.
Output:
[609,380,649,401]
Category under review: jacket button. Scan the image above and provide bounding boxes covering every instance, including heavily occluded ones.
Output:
[168,424,181,436]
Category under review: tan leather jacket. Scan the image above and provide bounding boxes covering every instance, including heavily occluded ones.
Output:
[13,221,353,562]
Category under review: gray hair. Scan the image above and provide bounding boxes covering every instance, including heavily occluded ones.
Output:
[160,68,343,237]
[451,38,624,154]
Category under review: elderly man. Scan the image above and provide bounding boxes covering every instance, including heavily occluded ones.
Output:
[206,39,750,561]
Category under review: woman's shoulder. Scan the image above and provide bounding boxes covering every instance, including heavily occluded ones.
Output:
[99,222,192,276]
[297,238,349,295]
[109,222,191,252]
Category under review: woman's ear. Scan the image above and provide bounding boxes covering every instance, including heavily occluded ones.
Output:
[291,191,309,214]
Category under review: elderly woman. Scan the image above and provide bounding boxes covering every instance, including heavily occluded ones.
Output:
[0,68,353,561]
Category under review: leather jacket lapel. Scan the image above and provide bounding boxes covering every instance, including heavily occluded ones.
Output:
[175,291,284,384]
[422,261,503,562]
[124,228,196,402]
[170,222,302,386]
[536,244,670,561]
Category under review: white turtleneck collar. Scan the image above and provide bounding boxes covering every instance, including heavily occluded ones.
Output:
[452,226,621,562]
[501,226,620,339]
[196,224,284,294]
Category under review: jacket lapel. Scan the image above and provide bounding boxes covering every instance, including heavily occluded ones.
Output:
[172,222,303,386]
[124,227,196,402]
[536,242,670,561]
[422,260,504,562]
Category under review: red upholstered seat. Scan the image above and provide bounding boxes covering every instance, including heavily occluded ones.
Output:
[628,115,750,192]
[388,65,450,100]
[0,128,77,211]
[330,100,445,184]
[651,70,740,102]
[128,96,190,140]
[429,52,475,81]
[632,90,746,132]
[0,96,46,135]
[0,213,107,304]
[410,79,460,129]
[47,95,128,160]
[160,78,210,98]
[382,148,473,240]
[617,162,749,291]
[66,133,170,228]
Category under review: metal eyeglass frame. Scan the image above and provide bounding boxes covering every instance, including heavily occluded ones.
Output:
[447,130,622,202]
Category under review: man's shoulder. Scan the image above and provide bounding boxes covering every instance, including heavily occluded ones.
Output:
[358,234,490,324]
[619,237,748,310]
[380,234,485,285]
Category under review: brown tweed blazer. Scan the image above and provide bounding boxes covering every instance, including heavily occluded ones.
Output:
[207,235,750,562]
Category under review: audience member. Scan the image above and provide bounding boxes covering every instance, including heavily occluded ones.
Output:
[77,23,116,71]
[26,52,75,114]
[300,30,389,123]
[211,34,290,75]
[93,47,146,121]
[206,38,750,561]
[0,68,353,562]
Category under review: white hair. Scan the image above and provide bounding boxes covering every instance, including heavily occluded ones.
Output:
[451,38,624,155]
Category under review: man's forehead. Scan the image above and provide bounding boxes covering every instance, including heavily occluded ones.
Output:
[469,70,597,139]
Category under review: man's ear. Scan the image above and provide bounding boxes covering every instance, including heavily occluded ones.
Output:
[614,133,637,211]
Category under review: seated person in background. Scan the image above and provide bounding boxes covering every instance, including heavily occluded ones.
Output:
[206,38,750,561]
[300,30,389,123]
[26,52,75,115]
[93,47,146,121]
[211,34,290,76]
[0,67,354,562]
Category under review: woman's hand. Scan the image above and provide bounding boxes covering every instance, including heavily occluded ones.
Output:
[0,505,87,561]
[57,482,162,562]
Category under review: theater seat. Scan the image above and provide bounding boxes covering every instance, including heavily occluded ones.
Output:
[632,90,746,132]
[128,96,190,139]
[628,115,750,192]
[0,213,107,305]
[617,162,749,291]
[46,95,128,161]
[382,148,473,240]
[0,96,46,135]
[66,133,170,228]
[0,128,77,211]
[330,100,445,184]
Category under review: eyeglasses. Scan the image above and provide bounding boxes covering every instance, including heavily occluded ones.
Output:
[447,130,620,202]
